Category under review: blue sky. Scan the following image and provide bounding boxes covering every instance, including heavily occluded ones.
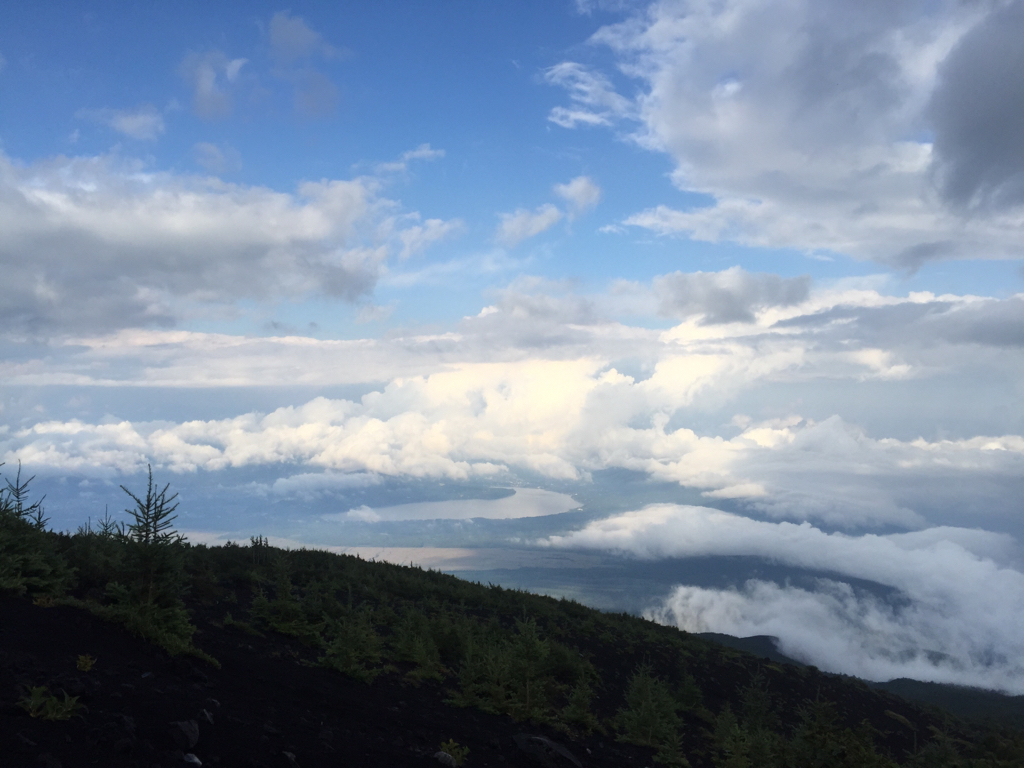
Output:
[3,0,1024,692]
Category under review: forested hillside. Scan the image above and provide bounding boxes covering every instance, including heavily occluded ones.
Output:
[3,466,1023,767]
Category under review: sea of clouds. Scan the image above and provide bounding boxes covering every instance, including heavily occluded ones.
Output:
[543,504,1024,693]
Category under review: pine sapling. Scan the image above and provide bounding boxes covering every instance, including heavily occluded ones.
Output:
[2,461,49,529]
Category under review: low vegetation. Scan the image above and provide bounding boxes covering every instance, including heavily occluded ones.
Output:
[3,463,1024,766]
[17,685,87,721]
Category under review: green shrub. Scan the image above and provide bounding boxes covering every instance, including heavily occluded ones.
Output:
[505,617,555,721]
[93,581,197,656]
[59,467,217,665]
[223,611,263,636]
[60,523,124,594]
[739,673,779,731]
[713,706,761,768]
[675,669,704,714]
[3,462,49,529]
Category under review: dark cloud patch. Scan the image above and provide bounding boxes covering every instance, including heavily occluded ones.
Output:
[775,299,953,333]
[891,240,961,272]
[776,293,1024,350]
[785,1,911,148]
[930,1,1024,210]
[929,296,1024,348]
[655,267,811,324]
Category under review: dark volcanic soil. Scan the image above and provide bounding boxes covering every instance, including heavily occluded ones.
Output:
[0,595,660,768]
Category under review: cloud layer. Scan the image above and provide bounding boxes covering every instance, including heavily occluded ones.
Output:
[542,503,1024,692]
[4,273,1024,532]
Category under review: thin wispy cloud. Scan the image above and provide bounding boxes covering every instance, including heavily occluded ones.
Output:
[397,216,463,258]
[269,11,344,63]
[267,11,346,119]
[179,50,248,119]
[76,104,166,140]
[554,176,601,218]
[375,143,446,174]
[544,61,633,128]
[496,204,563,246]
[192,142,242,174]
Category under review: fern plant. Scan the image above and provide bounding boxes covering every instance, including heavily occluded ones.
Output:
[18,686,87,720]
